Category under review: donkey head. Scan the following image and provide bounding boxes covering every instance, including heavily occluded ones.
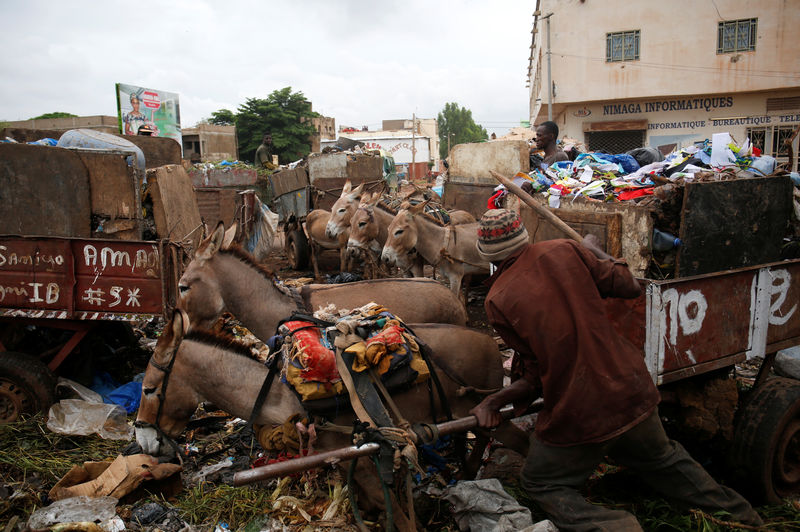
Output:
[326,181,364,239]
[135,309,197,456]
[347,192,381,259]
[177,223,230,330]
[381,200,427,268]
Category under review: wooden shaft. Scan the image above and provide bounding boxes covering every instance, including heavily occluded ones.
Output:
[489,170,583,243]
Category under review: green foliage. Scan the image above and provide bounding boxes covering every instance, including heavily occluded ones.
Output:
[208,109,236,126]
[30,111,78,120]
[437,102,488,159]
[234,87,319,164]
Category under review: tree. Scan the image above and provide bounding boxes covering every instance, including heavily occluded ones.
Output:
[437,102,488,159]
[235,87,319,164]
[208,109,235,126]
[30,112,78,120]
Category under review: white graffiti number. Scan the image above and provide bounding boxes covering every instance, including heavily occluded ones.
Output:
[768,269,796,326]
[661,288,708,345]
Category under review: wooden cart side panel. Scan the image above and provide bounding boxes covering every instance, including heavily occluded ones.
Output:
[640,259,800,384]
[0,236,176,320]
[676,176,793,277]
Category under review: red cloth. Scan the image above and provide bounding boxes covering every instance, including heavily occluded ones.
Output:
[282,321,340,383]
[617,187,654,201]
[484,240,660,446]
[487,190,506,209]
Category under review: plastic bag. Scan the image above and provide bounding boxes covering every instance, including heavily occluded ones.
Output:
[47,399,133,440]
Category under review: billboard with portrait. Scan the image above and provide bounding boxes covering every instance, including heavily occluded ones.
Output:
[115,83,181,146]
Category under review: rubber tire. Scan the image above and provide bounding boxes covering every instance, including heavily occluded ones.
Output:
[286,230,310,270]
[0,351,56,423]
[731,377,800,504]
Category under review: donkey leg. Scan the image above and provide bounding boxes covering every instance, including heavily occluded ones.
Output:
[351,460,415,532]
[310,243,322,280]
[463,433,491,479]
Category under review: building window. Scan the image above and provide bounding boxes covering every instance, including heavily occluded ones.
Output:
[746,125,798,168]
[606,30,640,62]
[717,18,757,53]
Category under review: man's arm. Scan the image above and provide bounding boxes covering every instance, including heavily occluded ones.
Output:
[470,377,540,428]
[579,235,642,299]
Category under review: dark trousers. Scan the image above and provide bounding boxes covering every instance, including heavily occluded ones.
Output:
[520,409,763,532]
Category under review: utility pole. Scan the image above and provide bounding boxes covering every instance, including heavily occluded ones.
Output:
[544,12,553,122]
[411,113,416,180]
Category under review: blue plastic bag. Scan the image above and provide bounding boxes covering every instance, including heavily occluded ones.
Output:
[107,382,142,413]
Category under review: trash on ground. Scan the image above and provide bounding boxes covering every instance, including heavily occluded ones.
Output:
[49,454,182,501]
[443,478,534,532]
[47,399,133,440]
[27,495,118,529]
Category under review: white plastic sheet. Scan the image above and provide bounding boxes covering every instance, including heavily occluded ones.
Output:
[47,399,133,440]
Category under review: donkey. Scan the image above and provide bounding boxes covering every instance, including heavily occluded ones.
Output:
[345,192,422,279]
[136,310,529,531]
[304,181,364,278]
[178,223,468,334]
[381,202,489,300]
[347,194,476,280]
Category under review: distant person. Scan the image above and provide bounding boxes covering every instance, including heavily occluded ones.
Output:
[255,133,274,168]
[124,92,147,135]
[534,121,568,166]
[137,124,153,136]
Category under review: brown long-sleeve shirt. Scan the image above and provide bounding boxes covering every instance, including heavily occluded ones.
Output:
[485,239,659,446]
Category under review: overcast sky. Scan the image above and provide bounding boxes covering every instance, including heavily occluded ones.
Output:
[0,1,533,136]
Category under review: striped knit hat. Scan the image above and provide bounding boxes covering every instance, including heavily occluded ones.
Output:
[476,209,530,262]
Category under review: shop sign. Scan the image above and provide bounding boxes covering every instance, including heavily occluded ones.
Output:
[573,107,591,117]
[604,96,734,116]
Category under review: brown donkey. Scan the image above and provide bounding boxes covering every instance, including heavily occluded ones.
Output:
[136,310,528,531]
[305,181,364,278]
[381,202,489,301]
[177,223,468,333]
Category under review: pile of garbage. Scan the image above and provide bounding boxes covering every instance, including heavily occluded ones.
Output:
[505,132,789,210]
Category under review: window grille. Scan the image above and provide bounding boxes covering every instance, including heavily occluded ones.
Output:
[717,18,757,53]
[606,30,640,62]
[585,130,645,154]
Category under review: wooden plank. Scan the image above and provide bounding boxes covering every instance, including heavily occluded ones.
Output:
[515,195,651,276]
[148,165,203,252]
[676,176,793,277]
[0,144,91,237]
[270,167,309,197]
[76,151,140,240]
[583,120,648,132]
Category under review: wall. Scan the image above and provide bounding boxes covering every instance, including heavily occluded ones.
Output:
[529,0,800,120]
[322,134,431,165]
[558,88,800,153]
[5,115,120,133]
[181,124,237,162]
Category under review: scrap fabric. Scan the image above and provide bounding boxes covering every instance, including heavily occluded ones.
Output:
[512,137,778,207]
[279,305,427,402]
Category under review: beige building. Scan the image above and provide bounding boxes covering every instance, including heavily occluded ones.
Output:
[527,0,800,166]
[181,124,238,162]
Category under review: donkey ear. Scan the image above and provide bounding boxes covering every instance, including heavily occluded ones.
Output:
[368,191,381,207]
[222,223,237,249]
[154,309,187,364]
[197,222,225,260]
[341,180,352,196]
[349,182,365,200]
[408,199,429,215]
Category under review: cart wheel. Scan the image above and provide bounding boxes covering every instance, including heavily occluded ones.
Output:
[0,352,56,423]
[731,377,800,503]
[286,230,310,270]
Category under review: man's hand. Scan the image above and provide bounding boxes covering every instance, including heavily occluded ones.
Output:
[470,397,504,429]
